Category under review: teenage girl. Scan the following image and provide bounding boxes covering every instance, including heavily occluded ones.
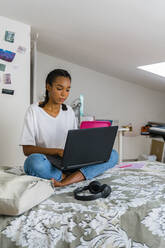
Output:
[20,69,118,187]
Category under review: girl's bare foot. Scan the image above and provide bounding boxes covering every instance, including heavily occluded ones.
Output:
[51,172,67,187]
[51,171,85,187]
[62,173,67,180]
[51,178,62,187]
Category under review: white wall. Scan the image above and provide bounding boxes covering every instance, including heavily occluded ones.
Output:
[0,16,30,166]
[36,52,165,160]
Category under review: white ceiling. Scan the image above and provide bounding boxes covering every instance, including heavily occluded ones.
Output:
[1,0,165,92]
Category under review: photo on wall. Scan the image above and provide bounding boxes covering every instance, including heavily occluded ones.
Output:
[2,88,14,95]
[0,63,6,72]
[3,73,11,84]
[5,31,15,43]
[17,46,26,54]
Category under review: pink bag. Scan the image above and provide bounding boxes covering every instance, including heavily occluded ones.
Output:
[80,120,111,129]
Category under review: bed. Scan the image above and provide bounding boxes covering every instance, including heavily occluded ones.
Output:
[0,161,165,248]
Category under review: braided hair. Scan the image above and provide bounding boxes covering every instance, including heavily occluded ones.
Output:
[39,69,71,111]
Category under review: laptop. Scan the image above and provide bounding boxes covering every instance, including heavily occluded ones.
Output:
[46,126,118,171]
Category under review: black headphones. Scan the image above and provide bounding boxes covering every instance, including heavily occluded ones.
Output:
[74,181,111,201]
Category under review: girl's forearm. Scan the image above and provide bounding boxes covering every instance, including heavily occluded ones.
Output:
[22,145,62,157]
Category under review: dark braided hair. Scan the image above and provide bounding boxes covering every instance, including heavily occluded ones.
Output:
[39,69,71,111]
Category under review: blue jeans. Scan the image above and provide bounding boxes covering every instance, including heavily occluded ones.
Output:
[24,149,118,181]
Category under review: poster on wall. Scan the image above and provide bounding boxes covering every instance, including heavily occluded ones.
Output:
[0,49,16,62]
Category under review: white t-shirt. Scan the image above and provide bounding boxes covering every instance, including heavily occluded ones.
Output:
[20,103,77,149]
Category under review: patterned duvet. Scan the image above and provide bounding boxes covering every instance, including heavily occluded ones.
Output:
[0,161,165,248]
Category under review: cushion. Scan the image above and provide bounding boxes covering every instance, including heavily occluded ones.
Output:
[0,166,54,216]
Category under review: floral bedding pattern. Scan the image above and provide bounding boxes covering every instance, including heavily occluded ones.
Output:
[1,161,165,248]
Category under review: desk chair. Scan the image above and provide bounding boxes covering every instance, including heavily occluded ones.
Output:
[80,120,112,129]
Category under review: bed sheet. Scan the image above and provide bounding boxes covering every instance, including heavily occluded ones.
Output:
[0,161,165,248]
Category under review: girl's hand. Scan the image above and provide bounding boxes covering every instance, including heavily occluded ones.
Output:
[56,149,64,157]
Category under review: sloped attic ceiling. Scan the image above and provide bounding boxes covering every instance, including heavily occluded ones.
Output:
[1,0,165,92]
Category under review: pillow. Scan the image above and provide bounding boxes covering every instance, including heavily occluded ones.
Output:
[0,166,54,216]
